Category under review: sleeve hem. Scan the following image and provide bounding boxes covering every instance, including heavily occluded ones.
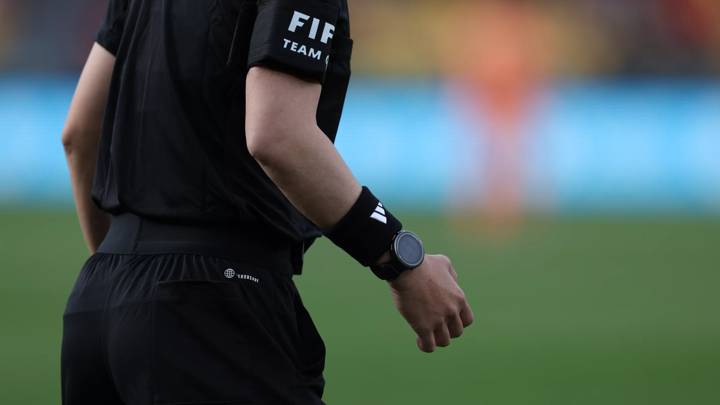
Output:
[96,29,120,56]
[248,55,326,84]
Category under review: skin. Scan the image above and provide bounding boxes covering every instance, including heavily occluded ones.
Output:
[246,67,474,352]
[61,43,113,253]
[63,44,474,354]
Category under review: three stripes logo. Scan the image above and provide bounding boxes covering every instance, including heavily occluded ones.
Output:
[370,202,388,224]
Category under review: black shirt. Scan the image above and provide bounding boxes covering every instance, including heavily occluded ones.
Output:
[92,0,353,243]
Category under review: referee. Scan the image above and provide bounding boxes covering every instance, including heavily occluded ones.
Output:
[61,1,473,404]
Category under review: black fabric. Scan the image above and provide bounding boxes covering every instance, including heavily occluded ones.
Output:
[97,212,306,274]
[62,252,326,405]
[249,0,340,83]
[92,0,352,243]
[326,187,403,267]
[95,0,127,55]
[317,35,352,142]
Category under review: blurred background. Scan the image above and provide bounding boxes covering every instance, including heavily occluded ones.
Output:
[1,0,719,404]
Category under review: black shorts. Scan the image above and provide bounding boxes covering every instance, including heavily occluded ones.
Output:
[61,214,326,405]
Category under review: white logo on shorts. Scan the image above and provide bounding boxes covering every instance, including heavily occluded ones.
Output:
[223,268,260,283]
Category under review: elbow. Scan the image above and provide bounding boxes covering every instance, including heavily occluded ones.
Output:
[61,124,99,156]
[245,118,295,166]
[61,127,79,156]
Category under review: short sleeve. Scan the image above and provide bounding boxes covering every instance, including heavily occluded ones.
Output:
[248,0,341,83]
[96,0,128,55]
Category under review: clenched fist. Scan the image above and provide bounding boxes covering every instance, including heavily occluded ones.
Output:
[390,255,474,353]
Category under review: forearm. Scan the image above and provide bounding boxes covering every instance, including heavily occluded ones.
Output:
[64,135,110,253]
[252,123,395,267]
[246,67,393,265]
[251,124,361,230]
[246,67,363,230]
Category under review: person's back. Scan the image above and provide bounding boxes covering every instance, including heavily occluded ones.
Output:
[95,0,351,239]
[61,1,473,404]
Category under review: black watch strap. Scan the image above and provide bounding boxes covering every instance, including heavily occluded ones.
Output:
[370,231,425,281]
[370,260,407,281]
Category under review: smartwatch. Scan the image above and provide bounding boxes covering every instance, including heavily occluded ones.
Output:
[370,231,425,281]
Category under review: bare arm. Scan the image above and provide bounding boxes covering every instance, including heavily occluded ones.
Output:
[246,67,473,353]
[246,67,361,229]
[61,43,115,253]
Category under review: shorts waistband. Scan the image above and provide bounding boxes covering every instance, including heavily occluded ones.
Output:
[97,213,302,276]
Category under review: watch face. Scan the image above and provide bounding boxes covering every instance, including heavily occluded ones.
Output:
[394,232,425,268]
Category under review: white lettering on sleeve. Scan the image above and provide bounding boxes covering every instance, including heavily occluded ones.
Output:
[309,18,320,40]
[288,11,310,32]
[321,23,335,44]
[309,48,322,60]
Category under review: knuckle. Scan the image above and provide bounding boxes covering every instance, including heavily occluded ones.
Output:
[433,320,446,331]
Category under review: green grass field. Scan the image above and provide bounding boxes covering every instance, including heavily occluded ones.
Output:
[1,210,719,404]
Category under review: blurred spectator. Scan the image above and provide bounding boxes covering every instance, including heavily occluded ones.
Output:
[2,0,719,76]
[0,0,103,72]
[657,0,720,74]
[0,0,19,66]
[348,0,720,78]
[443,1,550,234]
[584,0,720,75]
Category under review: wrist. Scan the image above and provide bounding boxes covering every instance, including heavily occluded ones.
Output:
[325,186,402,267]
[375,251,392,266]
[388,259,425,289]
[370,231,425,281]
